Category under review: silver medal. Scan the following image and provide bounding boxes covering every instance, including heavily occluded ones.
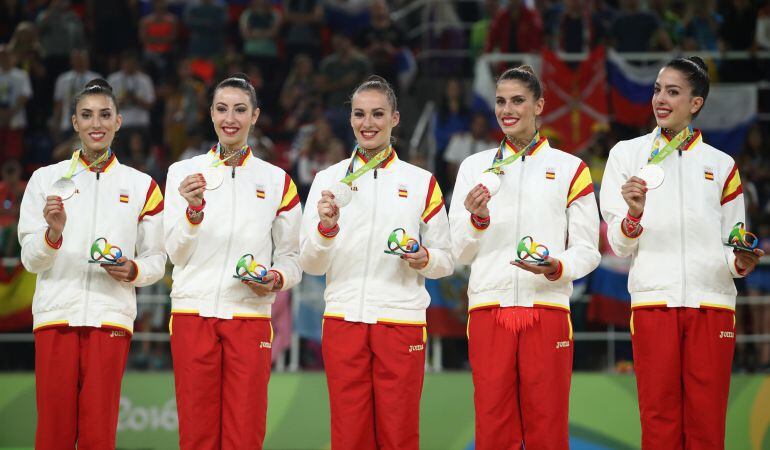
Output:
[638,165,665,190]
[49,178,77,200]
[329,182,352,208]
[478,171,501,196]
[203,167,224,190]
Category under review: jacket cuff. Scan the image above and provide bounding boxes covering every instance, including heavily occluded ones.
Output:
[317,221,339,239]
[44,228,63,249]
[544,258,563,281]
[126,260,140,283]
[470,214,490,230]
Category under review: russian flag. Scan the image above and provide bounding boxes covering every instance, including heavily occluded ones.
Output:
[693,84,757,155]
[606,49,667,127]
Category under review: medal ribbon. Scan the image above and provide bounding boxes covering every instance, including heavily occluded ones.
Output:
[212,143,248,167]
[340,145,393,185]
[647,126,694,165]
[485,131,541,174]
[63,148,112,179]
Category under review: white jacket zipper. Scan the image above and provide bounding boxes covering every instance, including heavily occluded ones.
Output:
[84,171,100,324]
[678,152,687,306]
[359,169,379,321]
[513,158,526,306]
[214,166,238,313]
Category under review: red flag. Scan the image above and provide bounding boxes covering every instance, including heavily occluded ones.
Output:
[540,46,609,153]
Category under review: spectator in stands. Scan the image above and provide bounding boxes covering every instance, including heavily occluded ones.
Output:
[240,0,281,88]
[283,0,324,64]
[357,0,403,93]
[719,0,761,82]
[163,59,205,161]
[248,124,275,162]
[7,22,46,129]
[433,78,471,190]
[35,0,85,79]
[469,0,498,61]
[322,0,371,36]
[139,0,179,82]
[280,53,320,133]
[591,0,618,48]
[552,0,592,53]
[443,112,495,194]
[183,0,227,60]
[650,0,686,48]
[294,116,343,199]
[721,0,757,51]
[317,33,371,142]
[52,49,100,144]
[484,0,543,54]
[0,160,25,257]
[0,45,31,165]
[683,0,722,51]
[86,0,138,74]
[756,3,770,50]
[107,51,155,152]
[610,0,672,52]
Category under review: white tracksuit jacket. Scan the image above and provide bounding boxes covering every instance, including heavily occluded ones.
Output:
[300,151,454,325]
[164,147,302,319]
[600,129,746,311]
[450,137,601,312]
[19,153,166,332]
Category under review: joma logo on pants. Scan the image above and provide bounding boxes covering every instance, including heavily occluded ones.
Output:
[409,345,424,353]
[555,341,570,349]
[110,330,126,337]
[719,331,734,339]
[259,341,272,349]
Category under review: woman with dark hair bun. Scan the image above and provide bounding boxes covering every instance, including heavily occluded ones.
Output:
[601,56,764,449]
[164,73,301,449]
[449,65,600,449]
[300,75,453,450]
[18,78,166,449]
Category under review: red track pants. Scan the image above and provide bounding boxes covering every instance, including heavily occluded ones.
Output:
[170,314,273,450]
[631,307,735,450]
[322,318,427,450]
[34,326,131,450]
[468,307,573,450]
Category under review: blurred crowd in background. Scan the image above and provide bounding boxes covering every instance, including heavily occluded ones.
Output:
[0,0,769,374]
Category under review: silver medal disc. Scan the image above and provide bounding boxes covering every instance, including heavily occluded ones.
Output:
[638,164,665,190]
[49,178,77,200]
[203,167,224,190]
[329,182,352,208]
[478,171,501,196]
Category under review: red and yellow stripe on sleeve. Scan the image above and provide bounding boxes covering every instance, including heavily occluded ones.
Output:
[276,173,300,216]
[421,176,445,223]
[139,179,164,221]
[567,161,594,207]
[721,164,742,205]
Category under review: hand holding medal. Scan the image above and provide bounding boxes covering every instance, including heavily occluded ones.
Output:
[327,146,393,208]
[637,126,695,190]
[477,132,542,197]
[202,145,247,191]
[48,149,112,200]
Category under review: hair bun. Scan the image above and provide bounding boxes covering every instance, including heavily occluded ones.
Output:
[515,64,536,75]
[363,74,388,84]
[687,56,708,72]
[84,78,113,93]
